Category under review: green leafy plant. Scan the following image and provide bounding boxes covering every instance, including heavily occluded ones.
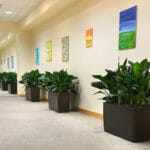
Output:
[0,72,6,82]
[38,71,52,88]
[91,59,150,106]
[19,70,42,88]
[47,70,78,94]
[0,72,17,84]
[4,72,17,84]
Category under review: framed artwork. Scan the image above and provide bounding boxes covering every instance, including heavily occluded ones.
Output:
[11,56,14,68]
[62,36,69,62]
[7,57,9,69]
[46,40,52,62]
[86,28,93,48]
[119,6,137,50]
[36,48,40,65]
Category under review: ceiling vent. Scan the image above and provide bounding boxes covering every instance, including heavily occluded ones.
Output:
[0,3,3,8]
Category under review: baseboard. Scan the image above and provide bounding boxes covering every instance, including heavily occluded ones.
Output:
[75,107,103,120]
[18,94,25,97]
[17,96,103,119]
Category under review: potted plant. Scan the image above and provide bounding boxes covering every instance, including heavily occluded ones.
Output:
[6,72,17,94]
[91,59,150,142]
[39,71,52,100]
[46,70,78,113]
[0,72,2,88]
[0,72,9,91]
[19,69,42,102]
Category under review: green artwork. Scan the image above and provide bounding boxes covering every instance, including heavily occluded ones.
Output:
[119,6,137,50]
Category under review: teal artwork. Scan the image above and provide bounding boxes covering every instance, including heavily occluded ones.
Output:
[36,48,40,65]
[7,57,9,69]
[119,6,137,50]
[11,56,14,68]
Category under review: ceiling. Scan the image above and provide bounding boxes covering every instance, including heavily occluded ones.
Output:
[0,0,43,23]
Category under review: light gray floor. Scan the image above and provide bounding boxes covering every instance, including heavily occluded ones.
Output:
[0,89,17,96]
[0,92,150,150]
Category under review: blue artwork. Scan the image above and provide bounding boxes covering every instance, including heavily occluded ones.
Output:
[119,6,137,50]
[7,57,10,69]
[11,56,14,68]
[36,48,40,65]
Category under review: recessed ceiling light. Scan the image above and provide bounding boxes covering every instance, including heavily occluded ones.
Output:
[5,11,13,14]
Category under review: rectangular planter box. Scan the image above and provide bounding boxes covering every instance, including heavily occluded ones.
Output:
[48,92,70,113]
[8,83,17,94]
[26,87,40,102]
[104,102,150,142]
[1,82,8,91]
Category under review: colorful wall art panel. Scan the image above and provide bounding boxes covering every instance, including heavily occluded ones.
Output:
[119,6,137,50]
[36,48,40,65]
[11,56,14,68]
[7,57,9,69]
[62,36,69,62]
[86,28,93,48]
[46,40,52,62]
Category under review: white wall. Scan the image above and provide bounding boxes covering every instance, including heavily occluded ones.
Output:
[16,31,34,94]
[30,0,150,114]
[0,41,17,72]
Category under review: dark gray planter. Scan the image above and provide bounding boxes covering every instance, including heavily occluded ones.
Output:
[104,102,150,142]
[48,92,70,113]
[8,83,17,94]
[1,82,8,91]
[25,87,40,102]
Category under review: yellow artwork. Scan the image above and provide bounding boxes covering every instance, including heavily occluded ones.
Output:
[46,40,52,62]
[86,28,93,48]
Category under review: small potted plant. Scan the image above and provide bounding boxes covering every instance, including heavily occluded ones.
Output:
[46,70,78,113]
[0,72,9,91]
[19,70,42,102]
[92,59,150,142]
[38,71,52,100]
[0,72,2,88]
[6,72,17,94]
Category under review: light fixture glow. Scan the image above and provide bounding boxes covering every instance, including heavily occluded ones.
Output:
[5,11,13,14]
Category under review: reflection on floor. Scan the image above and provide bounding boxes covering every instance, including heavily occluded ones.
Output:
[0,91,150,150]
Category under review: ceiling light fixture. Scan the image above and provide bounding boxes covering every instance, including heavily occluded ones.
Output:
[5,11,13,14]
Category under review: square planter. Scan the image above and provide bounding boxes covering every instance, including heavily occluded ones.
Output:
[1,82,8,91]
[48,92,70,113]
[26,87,40,102]
[8,83,17,94]
[104,102,150,142]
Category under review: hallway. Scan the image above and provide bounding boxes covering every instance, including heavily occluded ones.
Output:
[0,93,150,150]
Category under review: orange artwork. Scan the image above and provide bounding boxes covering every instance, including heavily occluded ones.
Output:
[86,28,93,48]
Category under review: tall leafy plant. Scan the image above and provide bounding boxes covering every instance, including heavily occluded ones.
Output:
[0,72,16,83]
[91,59,150,106]
[19,70,42,88]
[47,70,78,94]
[0,72,6,82]
[39,71,52,88]
[4,72,17,84]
